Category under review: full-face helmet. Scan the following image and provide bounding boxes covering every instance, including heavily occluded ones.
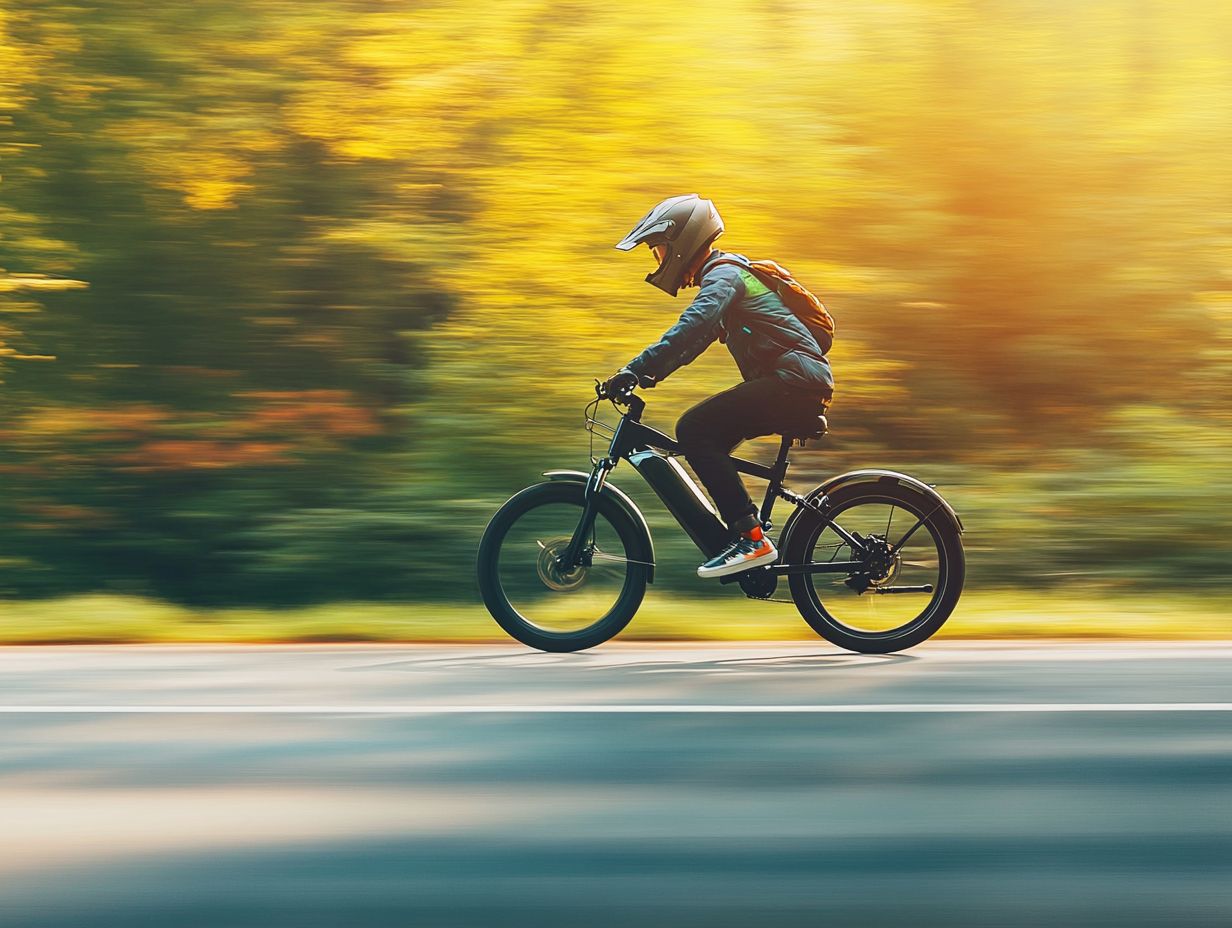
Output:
[615,194,724,296]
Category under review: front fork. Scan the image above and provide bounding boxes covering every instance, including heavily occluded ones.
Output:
[558,458,614,570]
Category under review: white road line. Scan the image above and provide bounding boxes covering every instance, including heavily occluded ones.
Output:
[0,703,1230,714]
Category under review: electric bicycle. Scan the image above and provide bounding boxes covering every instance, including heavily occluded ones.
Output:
[477,385,965,653]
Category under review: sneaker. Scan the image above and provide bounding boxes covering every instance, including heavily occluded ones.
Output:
[697,529,778,579]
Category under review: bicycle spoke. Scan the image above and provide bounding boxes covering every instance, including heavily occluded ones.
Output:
[890,502,943,553]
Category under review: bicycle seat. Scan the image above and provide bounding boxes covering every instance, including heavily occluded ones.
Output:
[782,414,828,441]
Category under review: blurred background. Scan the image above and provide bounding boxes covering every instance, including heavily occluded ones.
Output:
[1,0,1229,641]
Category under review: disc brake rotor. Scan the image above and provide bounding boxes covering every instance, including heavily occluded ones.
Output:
[535,537,588,592]
[865,535,902,587]
[845,534,901,593]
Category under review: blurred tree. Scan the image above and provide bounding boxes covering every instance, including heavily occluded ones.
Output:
[0,0,1229,603]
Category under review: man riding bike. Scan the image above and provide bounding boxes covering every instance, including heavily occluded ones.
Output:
[604,194,834,579]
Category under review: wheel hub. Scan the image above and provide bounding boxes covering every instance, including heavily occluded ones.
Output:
[536,537,588,592]
[845,534,900,594]
[864,535,900,583]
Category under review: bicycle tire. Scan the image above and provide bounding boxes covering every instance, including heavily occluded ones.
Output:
[477,481,649,652]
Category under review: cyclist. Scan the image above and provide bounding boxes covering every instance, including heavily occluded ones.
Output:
[604,194,834,579]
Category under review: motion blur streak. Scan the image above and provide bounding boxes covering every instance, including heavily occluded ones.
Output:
[0,643,1229,927]
[0,2,1230,636]
[3,703,1232,713]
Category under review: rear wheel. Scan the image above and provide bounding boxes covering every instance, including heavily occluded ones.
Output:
[477,481,650,652]
[784,481,964,653]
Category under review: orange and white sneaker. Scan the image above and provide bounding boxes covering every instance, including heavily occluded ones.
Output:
[697,527,778,579]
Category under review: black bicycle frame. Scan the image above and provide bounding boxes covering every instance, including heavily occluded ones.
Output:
[560,394,867,575]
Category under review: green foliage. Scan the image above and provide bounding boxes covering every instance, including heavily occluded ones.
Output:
[0,1,1230,607]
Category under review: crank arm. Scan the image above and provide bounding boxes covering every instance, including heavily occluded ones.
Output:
[871,584,934,595]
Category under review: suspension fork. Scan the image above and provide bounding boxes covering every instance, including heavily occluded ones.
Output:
[558,458,614,569]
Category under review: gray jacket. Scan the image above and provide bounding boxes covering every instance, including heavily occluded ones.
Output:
[625,251,834,395]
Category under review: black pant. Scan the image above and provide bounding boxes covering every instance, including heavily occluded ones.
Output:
[675,377,830,534]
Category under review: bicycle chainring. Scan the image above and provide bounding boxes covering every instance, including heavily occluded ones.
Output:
[738,567,779,600]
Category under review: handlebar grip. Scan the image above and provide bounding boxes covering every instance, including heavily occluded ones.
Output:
[596,374,638,402]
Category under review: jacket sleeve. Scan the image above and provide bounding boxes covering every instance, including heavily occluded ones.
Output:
[625,268,743,385]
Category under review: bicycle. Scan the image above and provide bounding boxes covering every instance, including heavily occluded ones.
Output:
[477,384,965,653]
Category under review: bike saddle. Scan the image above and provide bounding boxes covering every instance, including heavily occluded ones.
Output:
[782,414,828,441]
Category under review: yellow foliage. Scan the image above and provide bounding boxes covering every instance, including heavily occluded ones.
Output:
[0,274,87,293]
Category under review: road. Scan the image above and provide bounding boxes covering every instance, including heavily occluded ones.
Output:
[0,641,1229,927]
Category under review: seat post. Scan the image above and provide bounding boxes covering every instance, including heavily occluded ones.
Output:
[770,434,793,491]
[775,435,793,467]
[759,436,794,529]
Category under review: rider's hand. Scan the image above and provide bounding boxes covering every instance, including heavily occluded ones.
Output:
[600,368,638,399]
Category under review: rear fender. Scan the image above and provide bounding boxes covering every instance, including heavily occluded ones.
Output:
[543,470,655,582]
[780,469,964,545]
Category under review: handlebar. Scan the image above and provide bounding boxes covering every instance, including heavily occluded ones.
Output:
[593,379,645,418]
[593,378,633,400]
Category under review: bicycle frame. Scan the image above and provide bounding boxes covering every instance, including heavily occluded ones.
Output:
[558,394,868,576]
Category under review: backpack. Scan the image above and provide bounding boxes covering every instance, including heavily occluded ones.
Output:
[712,257,835,355]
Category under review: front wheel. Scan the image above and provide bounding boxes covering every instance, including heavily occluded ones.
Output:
[784,481,965,653]
[477,481,650,652]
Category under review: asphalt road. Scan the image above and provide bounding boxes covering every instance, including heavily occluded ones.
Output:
[0,641,1229,927]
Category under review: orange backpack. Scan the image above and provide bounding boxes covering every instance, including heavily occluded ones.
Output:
[713,257,835,354]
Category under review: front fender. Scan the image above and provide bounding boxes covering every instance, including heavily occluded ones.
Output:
[780,469,964,544]
[543,470,655,582]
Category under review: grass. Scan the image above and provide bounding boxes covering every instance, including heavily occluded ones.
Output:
[0,590,1227,644]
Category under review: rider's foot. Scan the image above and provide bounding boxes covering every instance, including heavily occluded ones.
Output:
[697,526,778,578]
